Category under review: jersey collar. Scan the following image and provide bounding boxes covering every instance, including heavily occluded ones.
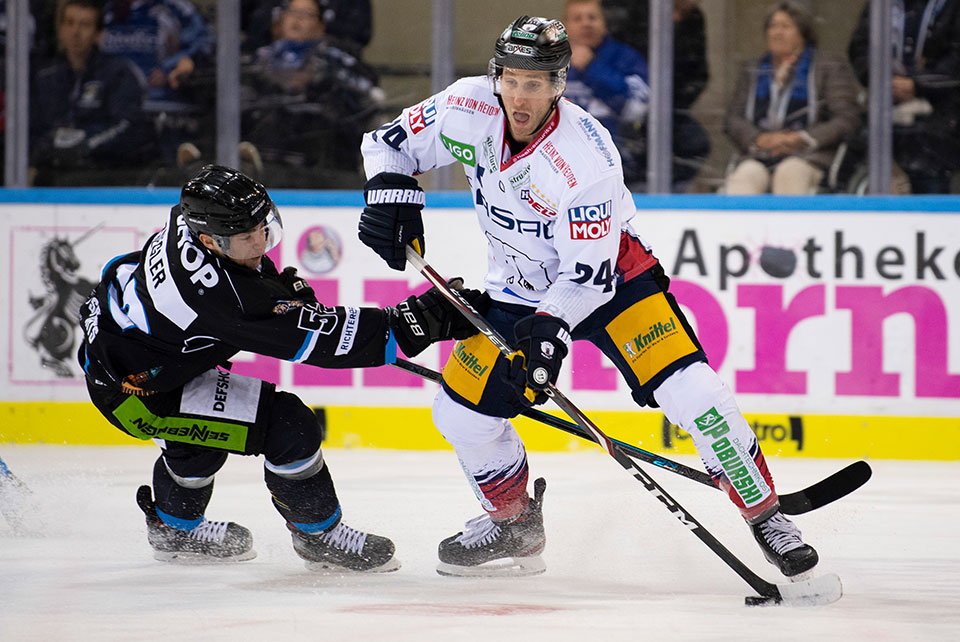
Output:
[500,108,560,172]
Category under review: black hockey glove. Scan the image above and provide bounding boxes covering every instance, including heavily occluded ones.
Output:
[359,172,426,271]
[513,314,572,391]
[388,278,489,357]
[278,267,315,299]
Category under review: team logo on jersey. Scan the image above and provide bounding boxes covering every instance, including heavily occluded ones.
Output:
[568,201,612,239]
[408,97,437,134]
[440,133,476,166]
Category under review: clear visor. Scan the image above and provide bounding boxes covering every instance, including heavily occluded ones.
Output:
[488,59,566,99]
[219,207,283,262]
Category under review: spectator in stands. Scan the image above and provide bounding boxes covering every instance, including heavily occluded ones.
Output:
[562,0,652,190]
[848,0,960,194]
[29,0,154,186]
[723,1,861,195]
[100,0,212,106]
[602,0,712,188]
[237,0,381,187]
[98,0,214,169]
[242,0,372,56]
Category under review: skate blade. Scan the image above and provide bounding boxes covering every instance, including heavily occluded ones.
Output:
[304,556,401,574]
[436,555,546,578]
[153,549,257,564]
[776,572,843,607]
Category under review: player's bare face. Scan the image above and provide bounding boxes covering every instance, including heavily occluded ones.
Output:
[500,68,558,144]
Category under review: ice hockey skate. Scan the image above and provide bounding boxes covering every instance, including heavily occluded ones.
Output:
[437,477,547,577]
[288,521,400,573]
[136,485,256,564]
[752,510,819,578]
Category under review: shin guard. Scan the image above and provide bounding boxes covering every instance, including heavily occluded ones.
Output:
[655,362,778,521]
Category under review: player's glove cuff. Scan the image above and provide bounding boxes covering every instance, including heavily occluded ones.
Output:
[513,314,571,390]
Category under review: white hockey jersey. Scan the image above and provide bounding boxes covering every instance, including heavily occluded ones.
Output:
[361,76,658,329]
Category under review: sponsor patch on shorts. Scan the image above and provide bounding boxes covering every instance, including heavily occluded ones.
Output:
[605,293,698,385]
[442,335,500,404]
[180,369,261,423]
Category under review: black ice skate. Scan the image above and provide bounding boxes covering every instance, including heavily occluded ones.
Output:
[136,485,255,563]
[437,477,547,577]
[288,521,400,573]
[751,510,819,578]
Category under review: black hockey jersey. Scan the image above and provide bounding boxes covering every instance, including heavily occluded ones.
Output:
[78,206,394,394]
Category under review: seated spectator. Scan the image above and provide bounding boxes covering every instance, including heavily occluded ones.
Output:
[848,0,960,194]
[98,0,214,168]
[603,0,712,187]
[241,0,372,56]
[29,0,154,186]
[562,0,652,190]
[723,1,861,195]
[236,0,382,187]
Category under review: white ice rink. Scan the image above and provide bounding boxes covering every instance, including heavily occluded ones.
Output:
[1,445,957,642]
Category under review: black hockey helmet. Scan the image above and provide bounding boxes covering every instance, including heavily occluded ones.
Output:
[491,16,570,81]
[180,164,282,258]
[180,164,277,236]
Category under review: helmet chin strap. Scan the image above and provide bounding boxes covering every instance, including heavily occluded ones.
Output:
[495,92,562,145]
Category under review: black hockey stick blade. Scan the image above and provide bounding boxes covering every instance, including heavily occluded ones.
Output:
[778,460,872,515]
[392,358,873,515]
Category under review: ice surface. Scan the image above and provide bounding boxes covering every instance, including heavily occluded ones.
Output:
[1,445,957,641]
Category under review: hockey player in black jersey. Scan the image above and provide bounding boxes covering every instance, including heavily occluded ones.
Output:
[78,165,485,571]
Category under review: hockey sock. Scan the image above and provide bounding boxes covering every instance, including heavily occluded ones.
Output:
[654,362,778,521]
[152,457,215,525]
[472,456,530,523]
[265,462,341,532]
[433,389,532,521]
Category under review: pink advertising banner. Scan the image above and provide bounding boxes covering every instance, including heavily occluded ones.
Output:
[1,204,957,416]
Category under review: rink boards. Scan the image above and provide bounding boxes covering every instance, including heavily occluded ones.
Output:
[0,190,957,460]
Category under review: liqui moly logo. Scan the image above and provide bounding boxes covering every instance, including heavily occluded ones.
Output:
[408,98,437,134]
[568,201,612,240]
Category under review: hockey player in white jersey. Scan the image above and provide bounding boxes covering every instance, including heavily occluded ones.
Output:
[358,16,819,579]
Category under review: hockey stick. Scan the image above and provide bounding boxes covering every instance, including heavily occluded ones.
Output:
[392,357,870,515]
[0,455,34,533]
[0,456,28,489]
[404,247,842,606]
